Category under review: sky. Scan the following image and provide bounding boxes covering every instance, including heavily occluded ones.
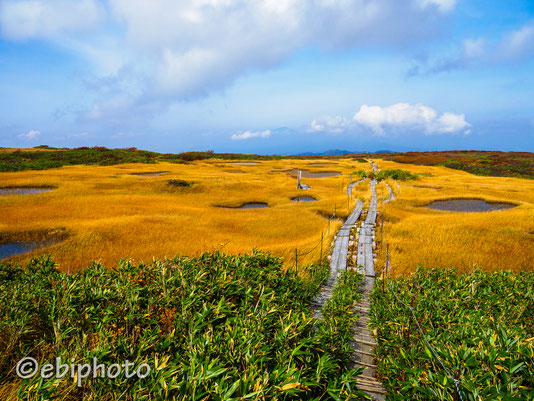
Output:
[1,0,533,155]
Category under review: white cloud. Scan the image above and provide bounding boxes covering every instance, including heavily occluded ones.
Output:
[231,130,271,140]
[310,116,352,134]
[0,0,104,40]
[309,103,470,135]
[418,0,456,13]
[497,22,534,61]
[0,0,457,107]
[410,20,534,75]
[18,130,41,140]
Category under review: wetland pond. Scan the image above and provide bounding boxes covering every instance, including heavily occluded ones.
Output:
[292,196,317,202]
[130,171,168,176]
[219,202,268,209]
[0,237,62,260]
[426,199,516,213]
[285,169,341,178]
[228,162,259,165]
[0,187,53,196]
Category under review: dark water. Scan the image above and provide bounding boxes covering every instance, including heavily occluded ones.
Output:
[427,199,516,212]
[285,169,341,178]
[221,202,268,209]
[229,162,258,165]
[130,172,167,176]
[292,196,317,202]
[0,238,61,260]
[0,187,53,196]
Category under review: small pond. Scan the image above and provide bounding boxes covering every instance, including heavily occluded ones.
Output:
[292,196,317,202]
[426,199,516,213]
[285,169,341,178]
[229,162,259,166]
[0,237,62,260]
[0,187,53,196]
[130,171,168,176]
[220,202,268,209]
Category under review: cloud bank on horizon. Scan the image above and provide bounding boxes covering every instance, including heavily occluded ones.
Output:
[1,0,533,152]
[309,103,470,137]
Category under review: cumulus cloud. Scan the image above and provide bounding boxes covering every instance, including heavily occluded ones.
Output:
[418,0,456,13]
[310,116,352,134]
[310,103,470,135]
[231,130,271,140]
[1,0,457,107]
[409,20,534,75]
[18,130,41,140]
[0,0,104,40]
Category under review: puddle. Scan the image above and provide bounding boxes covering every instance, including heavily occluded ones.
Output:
[219,202,268,209]
[0,187,53,196]
[229,162,259,165]
[285,169,341,178]
[292,196,317,202]
[426,199,516,213]
[130,171,168,176]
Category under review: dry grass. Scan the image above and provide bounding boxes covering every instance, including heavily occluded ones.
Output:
[2,155,531,275]
[372,159,534,275]
[0,159,370,271]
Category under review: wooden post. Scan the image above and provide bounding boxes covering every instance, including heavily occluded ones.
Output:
[295,248,298,274]
[320,232,323,261]
[453,370,461,401]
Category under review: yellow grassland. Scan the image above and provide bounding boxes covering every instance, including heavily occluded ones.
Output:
[372,159,534,275]
[1,156,532,274]
[0,159,371,271]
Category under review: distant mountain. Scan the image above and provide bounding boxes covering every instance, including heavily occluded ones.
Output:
[294,149,362,156]
[294,149,395,156]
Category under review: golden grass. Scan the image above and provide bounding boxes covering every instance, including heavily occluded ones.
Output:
[2,155,532,275]
[371,159,534,275]
[0,159,371,271]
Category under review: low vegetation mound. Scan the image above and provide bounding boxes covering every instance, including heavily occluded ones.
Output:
[383,151,534,179]
[372,267,534,400]
[377,169,419,181]
[167,178,193,187]
[0,252,367,400]
[0,147,159,172]
[0,147,282,172]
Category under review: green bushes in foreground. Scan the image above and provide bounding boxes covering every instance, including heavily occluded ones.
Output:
[0,252,367,400]
[371,267,534,400]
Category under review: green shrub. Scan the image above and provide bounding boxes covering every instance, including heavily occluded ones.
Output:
[167,179,193,187]
[377,169,419,181]
[0,252,367,400]
[371,267,534,400]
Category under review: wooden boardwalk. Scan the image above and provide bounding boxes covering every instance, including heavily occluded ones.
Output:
[311,193,363,318]
[351,178,386,399]
[311,174,386,399]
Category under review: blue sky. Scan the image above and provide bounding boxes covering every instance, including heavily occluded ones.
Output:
[1,0,533,154]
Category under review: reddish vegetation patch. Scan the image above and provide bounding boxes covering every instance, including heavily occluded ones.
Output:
[382,151,534,179]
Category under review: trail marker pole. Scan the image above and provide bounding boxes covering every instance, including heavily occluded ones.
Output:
[295,248,298,274]
[453,370,461,401]
[320,232,323,261]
